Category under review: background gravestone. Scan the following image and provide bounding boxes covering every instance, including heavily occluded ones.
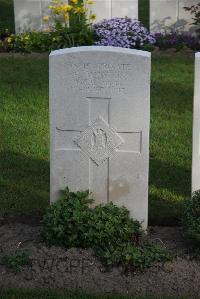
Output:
[14,0,138,33]
[93,0,138,22]
[50,46,151,229]
[192,52,200,193]
[14,0,42,33]
[13,0,59,33]
[150,0,199,33]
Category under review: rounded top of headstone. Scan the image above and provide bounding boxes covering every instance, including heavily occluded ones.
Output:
[195,52,200,58]
[50,46,151,58]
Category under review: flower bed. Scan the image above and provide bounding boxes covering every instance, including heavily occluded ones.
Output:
[154,31,200,51]
[93,17,155,49]
[1,0,200,54]
[3,0,95,52]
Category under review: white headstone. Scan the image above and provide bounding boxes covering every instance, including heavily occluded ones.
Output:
[14,0,138,33]
[50,46,150,229]
[13,0,68,33]
[150,0,199,33]
[14,0,42,33]
[192,52,200,194]
[93,0,138,22]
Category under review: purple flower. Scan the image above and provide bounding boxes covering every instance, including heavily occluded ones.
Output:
[93,17,156,49]
[154,31,199,50]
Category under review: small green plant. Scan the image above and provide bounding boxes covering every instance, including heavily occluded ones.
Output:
[0,251,31,273]
[41,188,93,248]
[4,27,94,53]
[42,187,170,269]
[183,190,200,244]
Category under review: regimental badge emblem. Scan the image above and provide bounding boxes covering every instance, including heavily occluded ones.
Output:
[74,116,124,165]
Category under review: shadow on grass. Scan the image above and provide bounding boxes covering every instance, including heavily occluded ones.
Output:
[149,158,191,226]
[149,158,191,198]
[151,83,193,115]
[149,194,184,226]
[0,151,50,215]
[0,153,191,226]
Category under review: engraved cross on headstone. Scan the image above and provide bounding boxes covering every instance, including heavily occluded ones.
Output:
[56,97,141,204]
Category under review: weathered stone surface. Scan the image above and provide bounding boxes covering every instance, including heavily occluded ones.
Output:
[192,52,200,193]
[93,0,138,21]
[14,0,43,33]
[150,0,199,33]
[14,0,68,33]
[50,46,151,229]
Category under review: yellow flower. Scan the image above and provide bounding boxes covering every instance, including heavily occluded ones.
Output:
[86,0,94,4]
[6,37,12,43]
[89,13,96,21]
[63,4,73,11]
[43,15,50,21]
[51,0,60,4]
[63,12,69,22]
[74,6,85,13]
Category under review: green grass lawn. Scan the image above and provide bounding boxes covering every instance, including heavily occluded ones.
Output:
[0,57,49,214]
[0,54,194,225]
[0,289,191,299]
[149,55,193,225]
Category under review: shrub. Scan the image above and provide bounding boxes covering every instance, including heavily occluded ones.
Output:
[154,31,200,51]
[93,17,156,49]
[0,251,31,273]
[41,188,93,248]
[4,28,94,53]
[42,187,170,269]
[0,28,11,41]
[48,0,96,28]
[4,0,95,53]
[183,190,200,244]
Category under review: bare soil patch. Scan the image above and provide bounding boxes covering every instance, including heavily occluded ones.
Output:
[0,223,199,296]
